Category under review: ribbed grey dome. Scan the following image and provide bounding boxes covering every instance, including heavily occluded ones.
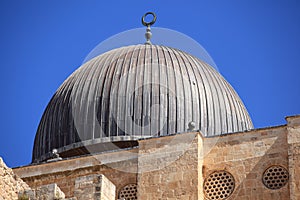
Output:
[32,44,253,163]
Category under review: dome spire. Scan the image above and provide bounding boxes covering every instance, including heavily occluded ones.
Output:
[142,12,156,45]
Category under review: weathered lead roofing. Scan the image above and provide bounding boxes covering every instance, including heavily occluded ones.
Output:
[32,44,253,163]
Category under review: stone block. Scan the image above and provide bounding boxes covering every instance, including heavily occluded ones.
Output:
[286,115,300,127]
[18,189,35,199]
[35,183,65,199]
[74,174,115,200]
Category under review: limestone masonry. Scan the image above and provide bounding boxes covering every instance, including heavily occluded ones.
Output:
[1,115,297,199]
[0,158,30,200]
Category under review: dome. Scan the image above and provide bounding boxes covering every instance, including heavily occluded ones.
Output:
[32,44,253,163]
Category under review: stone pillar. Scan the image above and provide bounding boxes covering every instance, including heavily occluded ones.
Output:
[137,132,204,200]
[197,133,204,200]
[74,174,115,200]
[286,115,300,200]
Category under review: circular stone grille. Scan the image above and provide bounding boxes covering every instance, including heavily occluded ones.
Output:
[118,184,137,200]
[203,171,235,200]
[262,165,289,189]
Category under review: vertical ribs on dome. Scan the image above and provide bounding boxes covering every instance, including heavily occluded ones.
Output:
[32,45,253,163]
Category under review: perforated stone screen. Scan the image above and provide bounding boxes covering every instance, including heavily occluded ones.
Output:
[203,171,235,200]
[262,165,289,190]
[118,184,137,200]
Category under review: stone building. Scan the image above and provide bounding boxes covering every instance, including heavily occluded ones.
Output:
[4,13,300,199]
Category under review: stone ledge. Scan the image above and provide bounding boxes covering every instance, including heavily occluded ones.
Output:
[14,148,138,178]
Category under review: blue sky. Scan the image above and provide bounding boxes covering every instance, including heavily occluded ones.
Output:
[0,1,299,167]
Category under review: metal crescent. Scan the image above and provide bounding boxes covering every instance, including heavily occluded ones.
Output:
[142,12,157,26]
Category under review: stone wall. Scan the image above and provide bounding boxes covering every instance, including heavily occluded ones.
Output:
[287,116,300,200]
[137,132,203,200]
[203,125,289,199]
[136,124,293,200]
[0,157,30,200]
[11,115,300,199]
